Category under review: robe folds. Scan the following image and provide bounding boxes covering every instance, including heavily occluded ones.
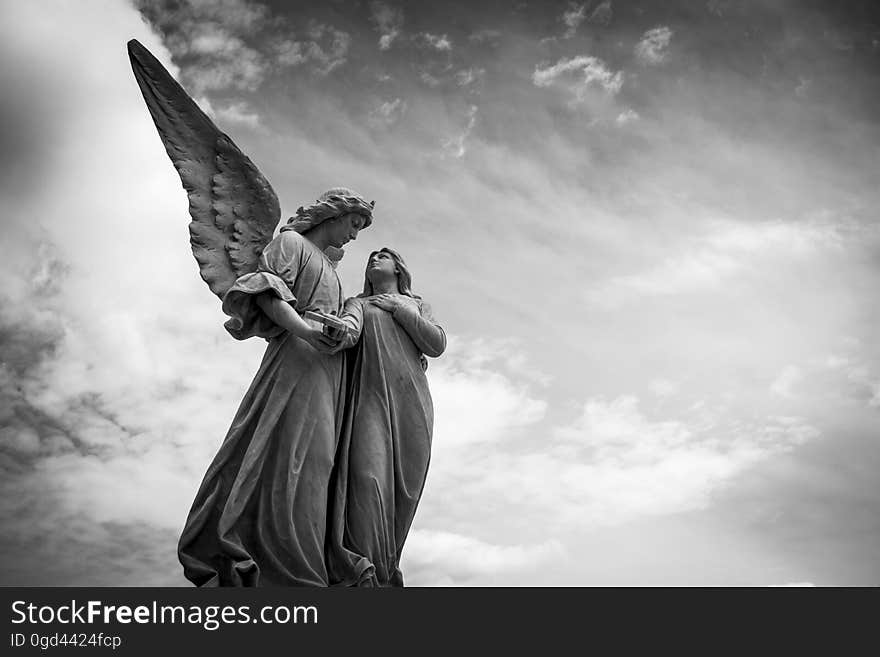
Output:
[178,230,345,587]
[327,295,446,587]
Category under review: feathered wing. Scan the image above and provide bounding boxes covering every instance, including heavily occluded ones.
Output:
[127,39,280,299]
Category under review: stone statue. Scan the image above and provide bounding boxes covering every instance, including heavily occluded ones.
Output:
[327,248,447,586]
[128,39,374,586]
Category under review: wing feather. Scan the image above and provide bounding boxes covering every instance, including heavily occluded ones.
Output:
[127,39,280,299]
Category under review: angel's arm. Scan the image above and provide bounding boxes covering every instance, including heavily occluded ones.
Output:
[255,296,337,352]
[392,300,447,358]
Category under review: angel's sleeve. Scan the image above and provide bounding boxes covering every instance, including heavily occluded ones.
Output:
[393,299,447,358]
[221,232,304,340]
[337,297,365,350]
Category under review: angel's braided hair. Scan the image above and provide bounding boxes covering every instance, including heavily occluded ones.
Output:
[281,188,375,235]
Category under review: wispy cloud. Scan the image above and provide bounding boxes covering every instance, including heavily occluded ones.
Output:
[562,3,588,39]
[424,388,819,541]
[428,337,546,447]
[533,55,624,101]
[468,28,502,45]
[455,67,485,87]
[300,22,351,75]
[650,378,680,397]
[370,1,403,51]
[402,530,564,585]
[441,105,479,158]
[635,26,674,65]
[560,1,612,39]
[419,71,441,87]
[136,0,351,91]
[616,107,639,124]
[771,365,803,398]
[589,1,613,27]
[416,32,453,51]
[135,0,270,92]
[587,218,844,304]
[368,97,407,128]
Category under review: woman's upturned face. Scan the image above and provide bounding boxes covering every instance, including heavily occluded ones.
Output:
[367,250,397,280]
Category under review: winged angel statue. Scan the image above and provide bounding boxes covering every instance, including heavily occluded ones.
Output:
[128,39,375,586]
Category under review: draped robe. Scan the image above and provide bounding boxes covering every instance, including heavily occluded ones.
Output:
[328,295,446,586]
[178,230,345,587]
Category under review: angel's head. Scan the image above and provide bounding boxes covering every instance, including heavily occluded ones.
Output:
[362,248,416,297]
[284,188,374,240]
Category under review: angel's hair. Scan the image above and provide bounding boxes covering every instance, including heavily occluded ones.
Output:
[362,248,420,298]
[281,188,375,235]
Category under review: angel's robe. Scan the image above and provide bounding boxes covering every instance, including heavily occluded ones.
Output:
[178,229,345,586]
[327,295,446,586]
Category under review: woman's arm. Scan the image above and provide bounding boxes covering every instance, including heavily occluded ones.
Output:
[336,297,365,350]
[371,295,446,357]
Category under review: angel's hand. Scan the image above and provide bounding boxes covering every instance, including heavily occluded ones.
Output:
[323,324,349,341]
[301,326,342,354]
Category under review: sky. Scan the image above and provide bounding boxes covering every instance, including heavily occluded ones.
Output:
[0,0,878,586]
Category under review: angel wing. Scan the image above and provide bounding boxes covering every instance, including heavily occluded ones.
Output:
[127,39,280,298]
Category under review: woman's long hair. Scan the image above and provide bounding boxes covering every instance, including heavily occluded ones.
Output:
[361,247,420,298]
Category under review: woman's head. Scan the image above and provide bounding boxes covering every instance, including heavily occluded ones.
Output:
[362,248,416,297]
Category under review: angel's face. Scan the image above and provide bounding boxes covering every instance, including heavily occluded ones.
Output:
[327,212,366,247]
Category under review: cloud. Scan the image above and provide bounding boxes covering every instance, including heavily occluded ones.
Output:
[533,55,624,101]
[402,530,564,585]
[616,107,640,124]
[587,218,845,304]
[707,0,734,18]
[441,105,479,158]
[795,76,812,98]
[771,365,803,398]
[561,2,611,38]
[421,390,819,547]
[427,337,547,448]
[650,379,679,397]
[826,358,880,408]
[279,22,351,76]
[768,582,816,587]
[136,1,351,91]
[455,67,485,87]
[562,3,588,39]
[370,1,403,51]
[468,29,502,45]
[597,251,740,299]
[635,26,673,65]
[368,97,407,128]
[135,0,270,93]
[547,398,817,524]
[417,32,453,51]
[273,39,308,66]
[589,1,613,27]
[214,101,261,129]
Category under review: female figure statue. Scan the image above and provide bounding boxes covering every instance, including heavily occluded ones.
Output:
[328,248,447,587]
